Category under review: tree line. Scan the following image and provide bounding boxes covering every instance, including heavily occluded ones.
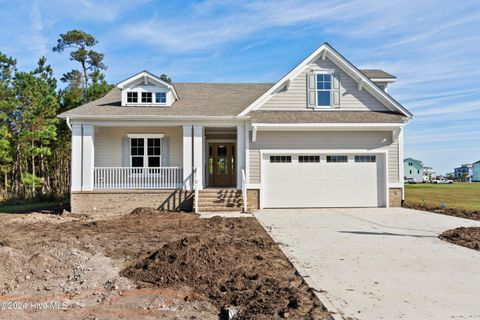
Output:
[0,30,113,201]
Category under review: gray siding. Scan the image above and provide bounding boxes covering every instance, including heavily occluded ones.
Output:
[94,127,183,167]
[260,58,390,112]
[248,131,399,184]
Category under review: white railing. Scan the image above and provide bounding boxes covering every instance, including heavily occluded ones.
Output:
[193,168,199,213]
[93,167,183,189]
[241,168,248,213]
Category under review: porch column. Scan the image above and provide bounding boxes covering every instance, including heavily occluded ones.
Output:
[82,125,95,191]
[193,125,204,189]
[236,124,246,189]
[71,125,82,191]
[182,125,193,190]
[71,124,94,191]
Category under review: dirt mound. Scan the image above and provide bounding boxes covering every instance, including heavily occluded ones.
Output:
[440,227,480,251]
[121,218,330,320]
[129,207,167,216]
[405,203,480,221]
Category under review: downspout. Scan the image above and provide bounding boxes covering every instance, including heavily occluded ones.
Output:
[66,117,72,131]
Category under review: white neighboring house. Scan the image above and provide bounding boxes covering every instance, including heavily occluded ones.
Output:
[59,43,413,214]
[423,166,436,182]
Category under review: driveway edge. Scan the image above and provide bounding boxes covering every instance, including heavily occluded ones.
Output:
[253,212,345,320]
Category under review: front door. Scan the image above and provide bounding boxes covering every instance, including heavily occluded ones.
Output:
[208,143,236,187]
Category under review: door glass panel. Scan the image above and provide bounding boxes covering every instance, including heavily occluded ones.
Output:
[208,145,213,175]
[216,145,227,174]
[231,145,235,172]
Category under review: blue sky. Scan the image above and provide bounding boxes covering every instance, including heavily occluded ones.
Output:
[0,0,479,174]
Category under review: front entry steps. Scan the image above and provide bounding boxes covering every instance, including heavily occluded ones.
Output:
[196,189,244,212]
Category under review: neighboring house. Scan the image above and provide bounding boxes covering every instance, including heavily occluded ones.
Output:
[472,161,480,182]
[454,164,473,182]
[404,158,424,183]
[58,43,413,214]
[423,166,436,182]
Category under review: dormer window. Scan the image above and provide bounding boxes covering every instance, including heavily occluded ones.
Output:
[127,92,138,103]
[155,92,166,103]
[141,92,152,103]
[316,73,331,107]
[118,71,179,107]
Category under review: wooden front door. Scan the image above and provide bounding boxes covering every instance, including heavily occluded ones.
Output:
[208,143,236,187]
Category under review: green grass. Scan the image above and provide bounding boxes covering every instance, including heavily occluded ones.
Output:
[405,183,480,211]
[0,201,62,214]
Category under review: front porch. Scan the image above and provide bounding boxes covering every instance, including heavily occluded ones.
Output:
[70,123,249,213]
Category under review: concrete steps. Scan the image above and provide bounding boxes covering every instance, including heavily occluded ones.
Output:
[196,189,244,212]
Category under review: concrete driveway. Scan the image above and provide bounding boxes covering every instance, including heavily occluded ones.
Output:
[255,208,480,320]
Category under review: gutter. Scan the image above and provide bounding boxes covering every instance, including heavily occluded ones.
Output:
[58,114,250,121]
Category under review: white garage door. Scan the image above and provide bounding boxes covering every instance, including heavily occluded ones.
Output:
[262,153,386,208]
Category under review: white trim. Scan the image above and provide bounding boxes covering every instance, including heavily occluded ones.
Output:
[238,43,413,118]
[252,123,406,132]
[370,78,396,83]
[314,70,335,109]
[206,139,236,143]
[126,134,165,139]
[388,182,404,188]
[245,183,261,189]
[258,148,389,209]
[62,115,249,121]
[398,127,405,200]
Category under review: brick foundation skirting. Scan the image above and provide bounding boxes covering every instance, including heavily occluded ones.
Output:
[389,188,402,207]
[71,190,193,215]
[247,189,260,211]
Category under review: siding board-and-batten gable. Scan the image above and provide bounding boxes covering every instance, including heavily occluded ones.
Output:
[260,57,391,112]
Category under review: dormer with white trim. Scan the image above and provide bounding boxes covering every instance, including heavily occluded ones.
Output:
[117,71,179,107]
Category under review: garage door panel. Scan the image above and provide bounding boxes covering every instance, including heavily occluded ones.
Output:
[263,154,386,208]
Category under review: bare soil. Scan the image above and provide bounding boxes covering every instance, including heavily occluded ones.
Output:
[405,203,480,221]
[0,208,331,319]
[439,227,480,251]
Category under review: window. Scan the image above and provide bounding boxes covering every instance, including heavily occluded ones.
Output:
[327,155,348,163]
[127,92,138,103]
[355,155,376,163]
[130,138,144,168]
[316,73,331,107]
[299,155,320,163]
[270,156,291,163]
[155,92,166,103]
[131,137,161,167]
[408,162,413,166]
[141,92,152,103]
[417,170,420,174]
[410,170,412,174]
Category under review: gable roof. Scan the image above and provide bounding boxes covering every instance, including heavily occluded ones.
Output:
[239,42,413,118]
[360,69,396,79]
[404,158,424,166]
[117,70,179,100]
[59,83,273,119]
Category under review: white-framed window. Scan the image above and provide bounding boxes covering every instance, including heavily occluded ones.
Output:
[130,137,162,168]
[327,155,348,163]
[141,92,152,103]
[127,91,138,103]
[155,92,166,103]
[316,72,332,107]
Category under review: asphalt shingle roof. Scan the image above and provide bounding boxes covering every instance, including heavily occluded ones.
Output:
[59,69,396,119]
[249,111,407,123]
[360,69,396,79]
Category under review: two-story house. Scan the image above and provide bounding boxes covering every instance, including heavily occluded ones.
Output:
[59,43,413,214]
[471,161,480,182]
[404,158,424,183]
[454,164,473,182]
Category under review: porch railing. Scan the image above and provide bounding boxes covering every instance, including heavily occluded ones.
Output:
[94,167,183,189]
